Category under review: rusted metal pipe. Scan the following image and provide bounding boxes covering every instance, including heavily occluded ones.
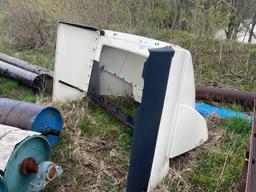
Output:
[196,86,256,108]
[0,53,53,77]
[0,60,50,93]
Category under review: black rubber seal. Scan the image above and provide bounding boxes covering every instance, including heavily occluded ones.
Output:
[58,80,84,92]
[59,21,105,36]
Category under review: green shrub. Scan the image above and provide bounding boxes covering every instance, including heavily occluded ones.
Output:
[0,0,231,49]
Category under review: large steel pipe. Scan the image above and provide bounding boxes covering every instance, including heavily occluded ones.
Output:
[0,53,53,93]
[0,60,51,93]
[0,98,63,144]
[0,52,53,77]
[196,86,256,108]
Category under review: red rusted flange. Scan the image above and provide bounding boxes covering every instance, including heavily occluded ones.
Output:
[46,166,57,181]
[20,157,38,176]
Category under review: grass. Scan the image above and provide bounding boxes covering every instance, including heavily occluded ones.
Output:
[45,101,130,191]
[0,31,255,191]
[0,76,36,102]
[159,117,249,192]
[0,42,55,70]
[191,129,247,191]
[81,105,132,150]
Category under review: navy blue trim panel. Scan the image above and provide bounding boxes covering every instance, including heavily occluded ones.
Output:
[127,47,175,192]
[59,21,105,36]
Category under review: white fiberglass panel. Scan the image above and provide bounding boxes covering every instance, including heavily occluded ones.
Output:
[99,46,146,101]
[148,49,208,191]
[53,23,99,101]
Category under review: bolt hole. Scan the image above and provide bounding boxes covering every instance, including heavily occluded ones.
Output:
[246,151,250,159]
[252,159,255,164]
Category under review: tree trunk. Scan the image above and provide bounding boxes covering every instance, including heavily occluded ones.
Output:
[226,14,236,39]
[225,0,242,40]
[174,0,181,28]
[248,12,256,43]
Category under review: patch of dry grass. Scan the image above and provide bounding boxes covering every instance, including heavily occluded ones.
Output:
[44,100,130,192]
[39,96,248,192]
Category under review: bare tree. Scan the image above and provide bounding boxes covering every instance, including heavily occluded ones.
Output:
[248,12,256,43]
[222,0,256,40]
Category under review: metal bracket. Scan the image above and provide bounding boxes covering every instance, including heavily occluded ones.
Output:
[238,101,256,192]
[29,161,63,192]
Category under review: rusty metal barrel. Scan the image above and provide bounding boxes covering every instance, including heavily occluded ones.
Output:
[0,98,63,144]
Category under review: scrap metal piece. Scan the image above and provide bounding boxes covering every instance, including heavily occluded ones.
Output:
[245,102,256,192]
[0,125,62,192]
[238,151,250,192]
[29,161,63,192]
[89,94,135,130]
[0,98,63,145]
[0,53,53,78]
[0,53,53,93]
[0,60,50,93]
[196,86,256,108]
[238,101,256,192]
[0,125,49,192]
